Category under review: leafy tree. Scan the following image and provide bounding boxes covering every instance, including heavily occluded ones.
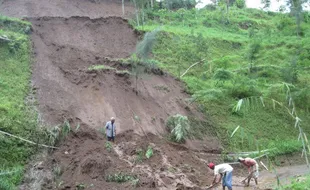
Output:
[133,29,160,94]
[281,57,299,84]
[164,0,197,10]
[213,68,233,86]
[286,0,304,37]
[247,40,261,72]
[235,0,245,9]
[261,0,271,9]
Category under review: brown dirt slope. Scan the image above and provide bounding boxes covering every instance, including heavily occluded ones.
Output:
[30,16,211,136]
[25,15,223,190]
[0,0,134,18]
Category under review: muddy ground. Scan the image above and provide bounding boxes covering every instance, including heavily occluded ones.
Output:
[30,125,221,190]
[2,0,308,189]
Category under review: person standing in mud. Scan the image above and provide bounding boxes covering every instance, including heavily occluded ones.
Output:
[238,157,259,186]
[207,163,233,190]
[105,117,116,142]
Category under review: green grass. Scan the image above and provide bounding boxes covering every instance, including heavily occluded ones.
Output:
[133,6,310,155]
[283,175,310,190]
[0,16,47,189]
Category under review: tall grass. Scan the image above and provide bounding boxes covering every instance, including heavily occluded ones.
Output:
[132,6,310,154]
[0,16,49,189]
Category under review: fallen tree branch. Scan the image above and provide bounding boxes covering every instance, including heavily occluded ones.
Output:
[260,161,269,171]
[0,130,58,149]
[180,59,205,78]
[228,148,275,156]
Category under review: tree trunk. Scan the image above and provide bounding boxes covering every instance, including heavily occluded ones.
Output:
[226,0,230,14]
[150,0,154,8]
[135,73,138,95]
[122,0,125,16]
[133,0,140,26]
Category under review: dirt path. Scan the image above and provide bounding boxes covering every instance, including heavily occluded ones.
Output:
[0,0,134,18]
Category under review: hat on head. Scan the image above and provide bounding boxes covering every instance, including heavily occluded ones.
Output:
[111,117,115,121]
[208,162,215,169]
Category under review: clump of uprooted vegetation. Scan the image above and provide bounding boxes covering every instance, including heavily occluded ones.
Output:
[130,1,310,158]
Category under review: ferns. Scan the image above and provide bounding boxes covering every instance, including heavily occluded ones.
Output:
[166,114,190,143]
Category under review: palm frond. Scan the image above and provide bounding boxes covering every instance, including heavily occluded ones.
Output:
[230,125,240,138]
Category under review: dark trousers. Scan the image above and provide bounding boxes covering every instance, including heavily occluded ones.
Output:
[107,136,115,142]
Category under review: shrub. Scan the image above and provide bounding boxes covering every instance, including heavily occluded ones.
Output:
[293,87,310,112]
[229,78,261,99]
[164,0,197,10]
[235,0,245,9]
[166,114,190,143]
[213,69,234,83]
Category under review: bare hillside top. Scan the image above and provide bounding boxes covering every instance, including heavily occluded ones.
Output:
[0,0,134,18]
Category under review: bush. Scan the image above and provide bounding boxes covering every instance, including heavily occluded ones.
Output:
[213,69,234,82]
[229,78,261,99]
[293,87,310,112]
[166,114,190,143]
[164,0,197,10]
[235,0,245,9]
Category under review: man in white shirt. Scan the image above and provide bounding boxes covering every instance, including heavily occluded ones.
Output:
[105,117,116,142]
[207,162,233,190]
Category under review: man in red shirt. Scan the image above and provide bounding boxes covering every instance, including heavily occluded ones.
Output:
[238,157,259,186]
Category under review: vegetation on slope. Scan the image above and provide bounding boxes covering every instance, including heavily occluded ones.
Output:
[131,3,310,155]
[0,16,47,189]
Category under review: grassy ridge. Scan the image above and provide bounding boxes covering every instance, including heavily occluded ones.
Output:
[0,16,44,189]
[134,7,310,154]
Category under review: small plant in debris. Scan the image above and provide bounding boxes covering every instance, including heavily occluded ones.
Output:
[105,141,112,152]
[75,183,85,190]
[53,164,63,178]
[88,65,115,71]
[168,167,177,173]
[131,178,140,187]
[57,181,64,188]
[145,146,153,159]
[99,127,105,135]
[115,70,131,76]
[135,148,144,163]
[46,120,72,146]
[154,85,170,93]
[74,123,81,133]
[134,115,140,122]
[106,172,137,183]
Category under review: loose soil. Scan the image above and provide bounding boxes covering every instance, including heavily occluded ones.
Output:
[29,16,210,136]
[36,125,221,190]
